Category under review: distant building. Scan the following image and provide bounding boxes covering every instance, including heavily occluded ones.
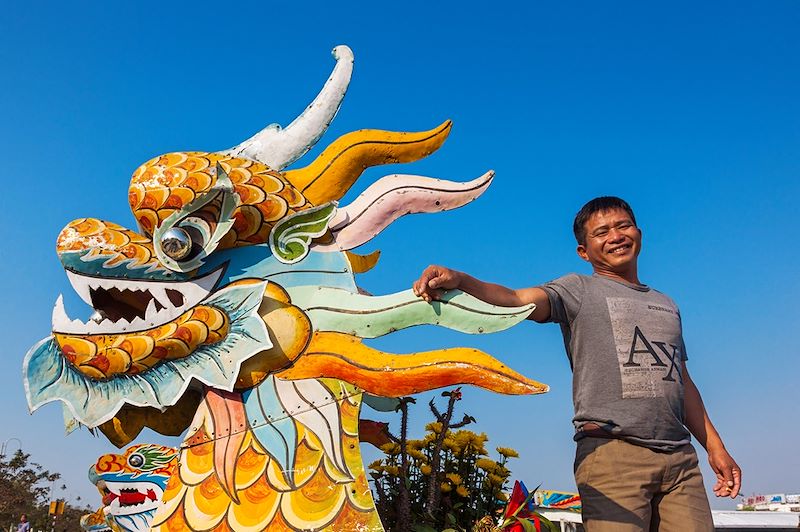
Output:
[534,491,800,532]
[737,493,800,512]
[538,509,800,532]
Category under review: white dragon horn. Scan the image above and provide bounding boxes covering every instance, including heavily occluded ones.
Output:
[224,45,354,170]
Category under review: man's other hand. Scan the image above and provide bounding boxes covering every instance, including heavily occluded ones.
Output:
[413,265,461,302]
[709,448,741,499]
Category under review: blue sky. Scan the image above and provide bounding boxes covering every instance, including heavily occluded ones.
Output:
[1,1,798,510]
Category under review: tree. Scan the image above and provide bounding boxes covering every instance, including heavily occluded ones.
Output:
[0,449,92,531]
[0,449,60,529]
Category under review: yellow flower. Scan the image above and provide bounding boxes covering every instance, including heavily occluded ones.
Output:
[455,485,469,498]
[408,448,426,461]
[426,422,443,434]
[367,460,384,472]
[488,473,504,487]
[379,442,400,456]
[497,492,509,502]
[384,466,400,476]
[422,433,438,446]
[446,473,462,485]
[496,447,519,458]
[408,440,425,451]
[453,430,473,449]
[420,464,432,475]
[474,516,496,530]
[473,433,489,455]
[440,482,452,493]
[443,438,459,452]
[476,458,498,472]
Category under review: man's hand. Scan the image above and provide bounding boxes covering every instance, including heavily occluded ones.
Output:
[709,447,741,498]
[412,265,461,302]
[411,265,550,320]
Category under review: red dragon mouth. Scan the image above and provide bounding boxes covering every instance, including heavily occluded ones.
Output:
[103,487,158,507]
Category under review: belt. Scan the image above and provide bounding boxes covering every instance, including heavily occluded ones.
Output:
[577,422,622,440]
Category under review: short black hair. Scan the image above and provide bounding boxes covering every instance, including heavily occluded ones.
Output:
[573,196,637,245]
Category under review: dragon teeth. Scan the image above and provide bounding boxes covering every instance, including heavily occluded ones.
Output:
[150,287,170,309]
[130,298,181,330]
[103,481,164,516]
[51,294,87,332]
[53,266,225,335]
[144,298,158,320]
[65,271,93,306]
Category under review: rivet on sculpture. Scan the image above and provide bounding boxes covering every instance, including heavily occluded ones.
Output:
[24,45,548,531]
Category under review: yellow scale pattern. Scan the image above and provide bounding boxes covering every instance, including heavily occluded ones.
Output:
[57,218,162,271]
[152,380,382,532]
[129,152,310,247]
[55,306,229,379]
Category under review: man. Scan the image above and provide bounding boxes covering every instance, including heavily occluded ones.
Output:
[413,196,740,531]
[17,514,30,532]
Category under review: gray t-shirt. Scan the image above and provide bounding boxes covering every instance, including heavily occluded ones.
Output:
[541,273,691,451]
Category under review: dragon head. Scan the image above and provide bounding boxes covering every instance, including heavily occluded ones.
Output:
[25,45,546,458]
[84,443,177,532]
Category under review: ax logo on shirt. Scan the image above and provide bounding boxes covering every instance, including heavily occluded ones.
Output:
[606,297,685,399]
[624,325,683,384]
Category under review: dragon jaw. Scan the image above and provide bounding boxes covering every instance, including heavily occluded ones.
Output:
[54,264,225,335]
[100,480,164,516]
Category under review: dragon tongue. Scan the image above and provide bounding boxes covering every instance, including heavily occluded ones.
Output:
[118,489,147,506]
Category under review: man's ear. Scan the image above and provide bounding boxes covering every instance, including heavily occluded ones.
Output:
[576,244,589,262]
[636,227,643,254]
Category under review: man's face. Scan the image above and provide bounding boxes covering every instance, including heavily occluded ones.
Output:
[577,208,641,275]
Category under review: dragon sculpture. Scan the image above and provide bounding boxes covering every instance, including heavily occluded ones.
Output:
[81,509,113,532]
[81,444,178,532]
[24,45,548,531]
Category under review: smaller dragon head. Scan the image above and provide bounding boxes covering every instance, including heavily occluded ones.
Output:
[86,444,177,532]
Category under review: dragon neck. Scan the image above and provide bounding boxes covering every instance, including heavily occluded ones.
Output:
[151,379,383,531]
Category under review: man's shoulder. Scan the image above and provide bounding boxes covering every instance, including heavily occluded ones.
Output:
[647,287,682,312]
[543,272,590,286]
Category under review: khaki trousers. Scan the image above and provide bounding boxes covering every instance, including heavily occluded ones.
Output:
[574,438,713,532]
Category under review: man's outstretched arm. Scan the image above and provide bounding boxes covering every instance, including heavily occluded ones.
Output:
[412,265,551,322]
[683,365,742,498]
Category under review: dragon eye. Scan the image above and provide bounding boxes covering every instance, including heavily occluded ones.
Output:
[152,167,238,272]
[127,453,145,468]
[160,227,193,260]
